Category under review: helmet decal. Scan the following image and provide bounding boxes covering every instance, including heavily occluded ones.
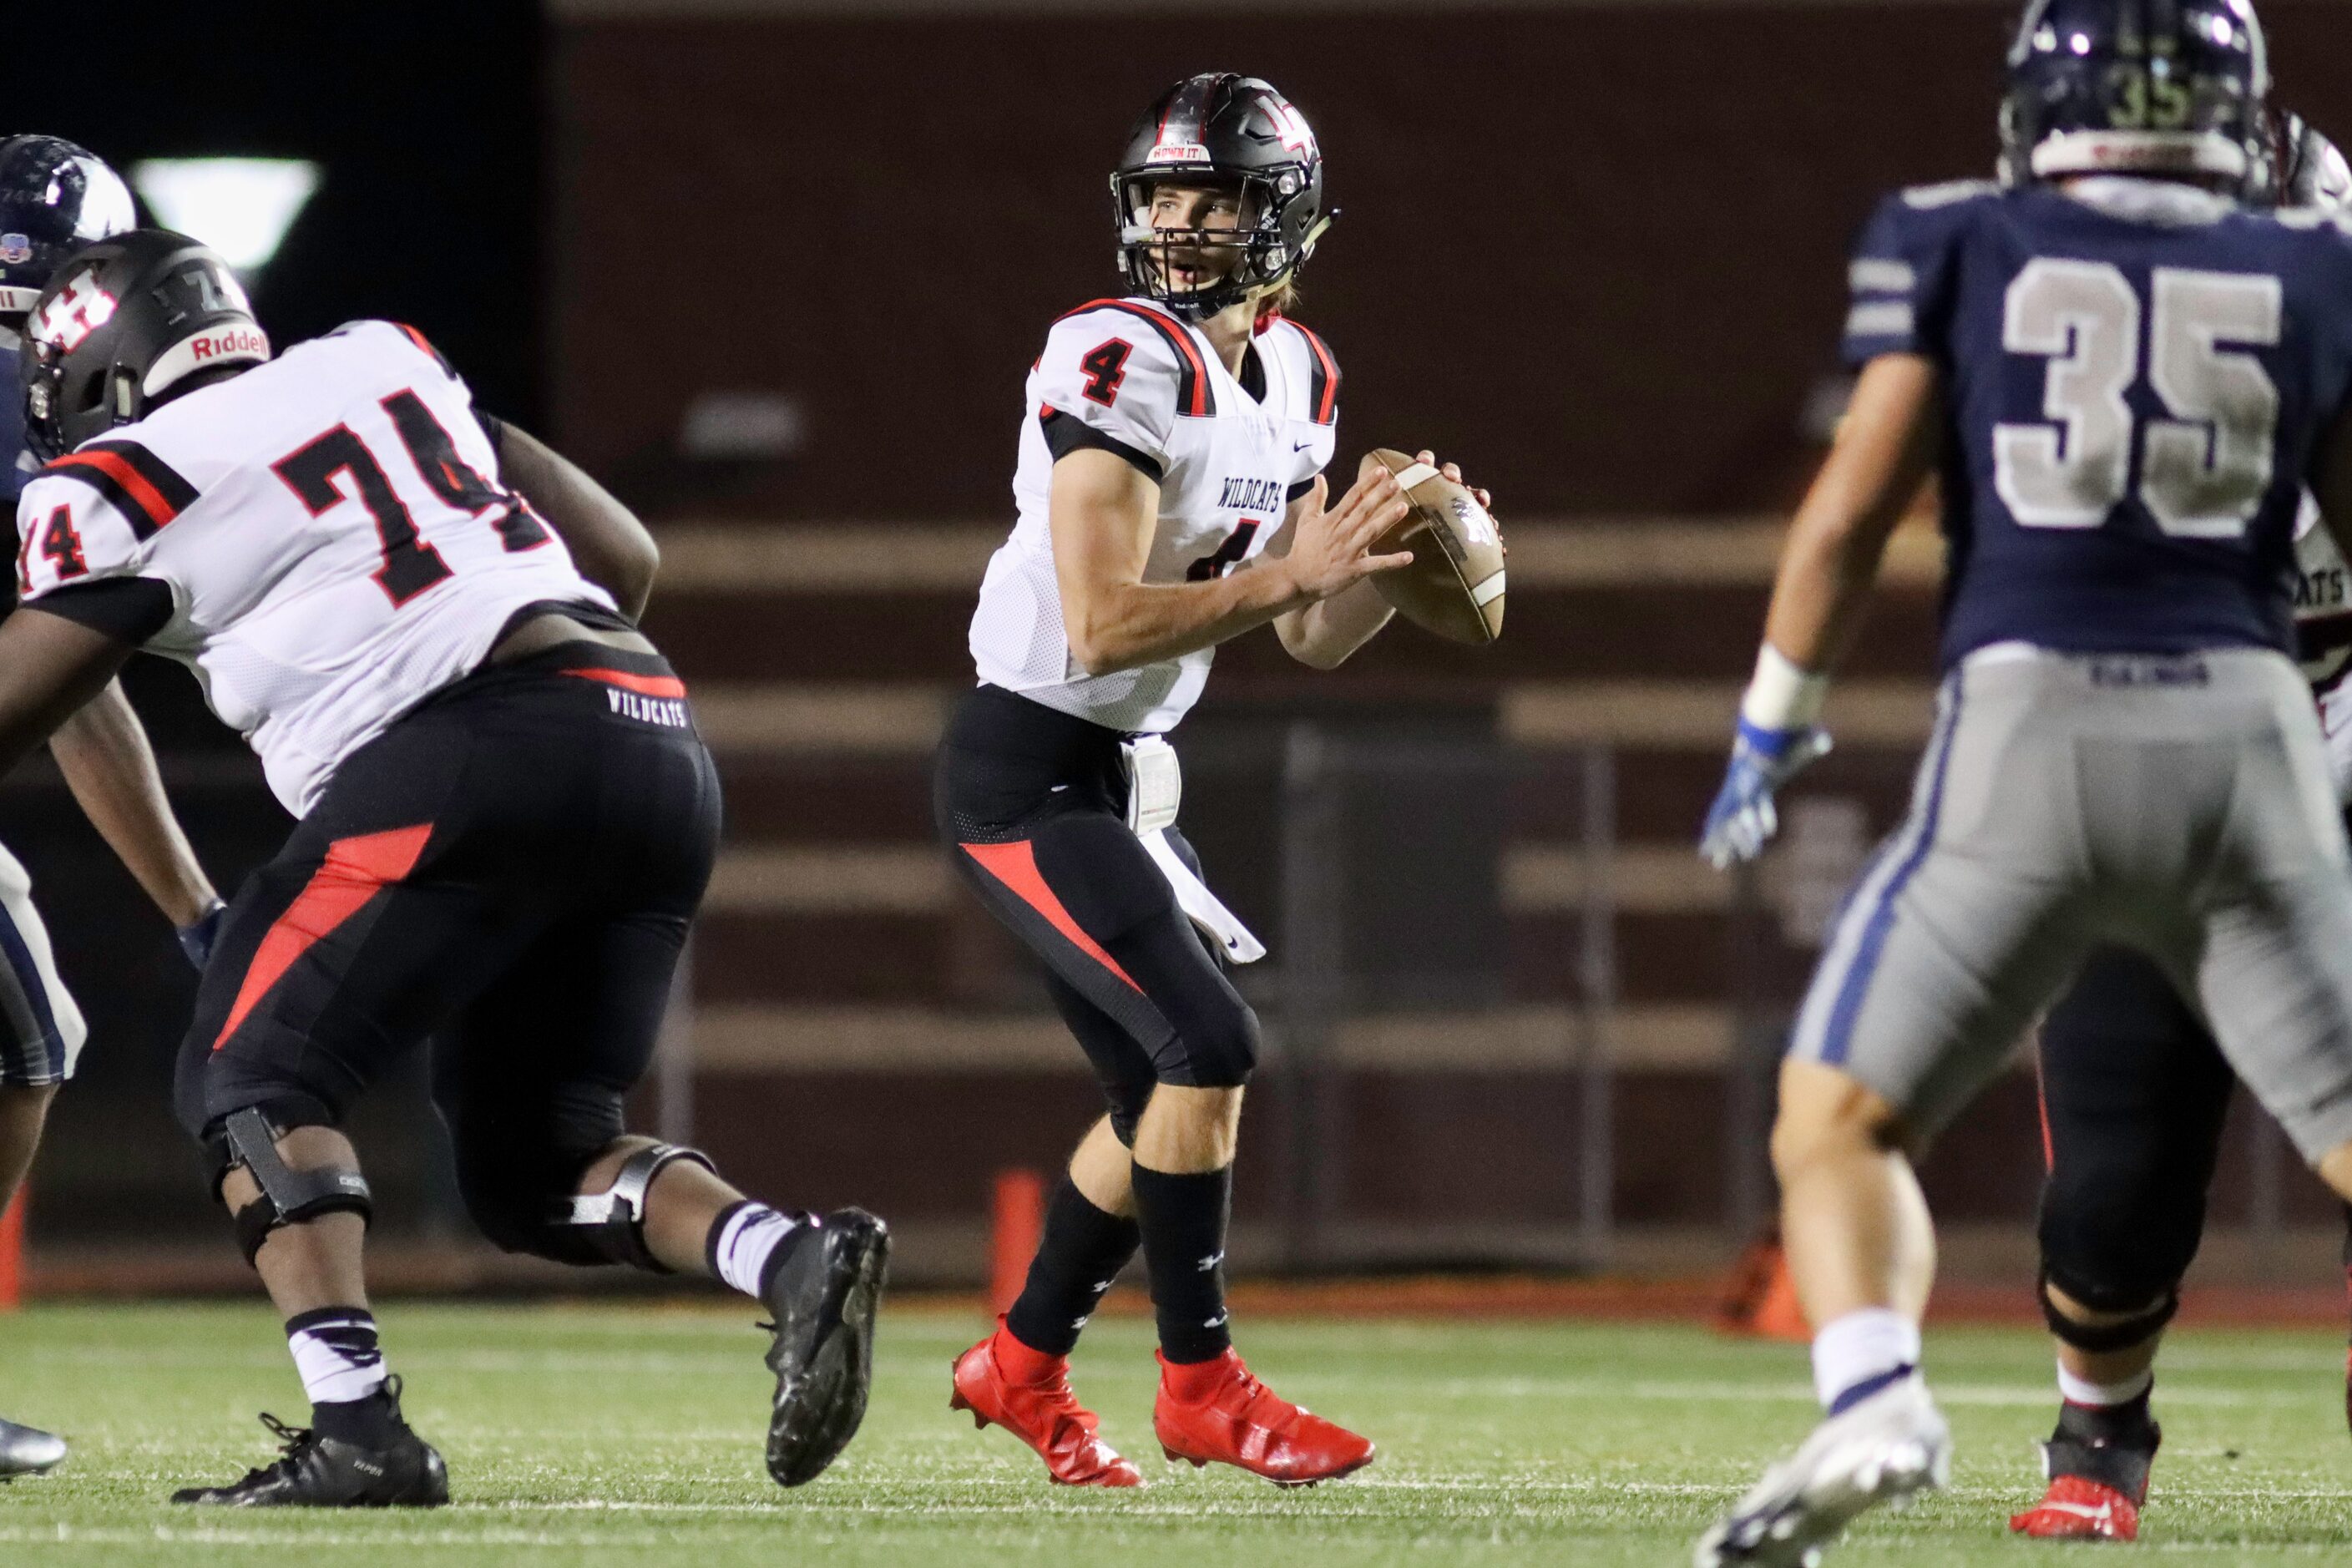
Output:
[29,267,115,353]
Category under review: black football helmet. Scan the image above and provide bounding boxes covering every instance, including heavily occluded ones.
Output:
[0,135,135,321]
[1112,73,1333,319]
[20,229,269,461]
[2000,0,2269,194]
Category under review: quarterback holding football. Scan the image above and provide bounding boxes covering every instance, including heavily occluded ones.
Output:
[938,71,1492,1488]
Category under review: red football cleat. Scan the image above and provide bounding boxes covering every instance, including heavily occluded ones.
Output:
[2009,1474,2142,1541]
[1151,1348,1375,1487]
[949,1321,1144,1487]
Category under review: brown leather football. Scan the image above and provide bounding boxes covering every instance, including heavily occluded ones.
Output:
[1364,449,1505,645]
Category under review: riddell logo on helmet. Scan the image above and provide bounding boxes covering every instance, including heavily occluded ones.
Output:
[190,327,268,362]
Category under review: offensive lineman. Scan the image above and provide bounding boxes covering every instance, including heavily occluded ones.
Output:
[2008,111,2352,1543]
[938,73,1486,1486]
[0,137,223,1477]
[1695,2,2352,1561]
[7,229,888,1505]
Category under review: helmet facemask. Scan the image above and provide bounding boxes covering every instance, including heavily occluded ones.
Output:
[1114,174,1317,319]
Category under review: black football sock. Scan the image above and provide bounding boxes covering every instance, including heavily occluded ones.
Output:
[1004,1179,1141,1358]
[286,1308,397,1446]
[1130,1162,1235,1366]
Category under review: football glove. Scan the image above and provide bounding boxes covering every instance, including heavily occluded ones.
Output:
[177,899,227,972]
[1700,718,1833,869]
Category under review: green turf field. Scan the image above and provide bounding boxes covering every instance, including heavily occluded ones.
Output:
[1,1302,2349,1565]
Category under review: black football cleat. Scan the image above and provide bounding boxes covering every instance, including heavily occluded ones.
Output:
[0,1416,64,1479]
[171,1380,448,1508]
[761,1206,890,1487]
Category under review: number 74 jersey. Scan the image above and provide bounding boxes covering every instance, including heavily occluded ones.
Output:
[12,321,615,817]
[1844,177,2352,672]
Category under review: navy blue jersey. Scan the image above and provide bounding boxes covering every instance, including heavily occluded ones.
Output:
[0,338,24,510]
[1844,178,2352,670]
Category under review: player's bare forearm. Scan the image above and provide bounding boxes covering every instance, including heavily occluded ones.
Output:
[496,422,660,621]
[50,680,216,928]
[1275,578,1393,669]
[0,610,139,793]
[1060,544,1308,676]
[1759,354,1942,673]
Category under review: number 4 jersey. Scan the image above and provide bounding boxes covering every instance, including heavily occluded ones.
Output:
[1844,176,2352,671]
[12,320,616,816]
[968,296,1340,735]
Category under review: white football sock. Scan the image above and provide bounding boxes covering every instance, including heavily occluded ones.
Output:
[711,1202,806,1300]
[1811,1307,1920,1413]
[286,1308,388,1406]
[2057,1361,2152,1408]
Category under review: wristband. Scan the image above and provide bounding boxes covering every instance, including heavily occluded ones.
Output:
[1738,644,1829,732]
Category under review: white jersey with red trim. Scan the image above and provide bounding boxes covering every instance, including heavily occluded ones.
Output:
[12,320,615,817]
[969,297,1341,735]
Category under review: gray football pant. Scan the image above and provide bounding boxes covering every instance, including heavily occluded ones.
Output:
[1788,645,2352,1164]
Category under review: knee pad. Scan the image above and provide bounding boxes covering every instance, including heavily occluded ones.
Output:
[540,1142,716,1272]
[2039,1271,2179,1353]
[206,1105,372,1267]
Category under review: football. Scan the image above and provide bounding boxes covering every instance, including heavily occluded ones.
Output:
[1363,449,1506,645]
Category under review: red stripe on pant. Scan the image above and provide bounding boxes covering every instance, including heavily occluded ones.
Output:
[960,840,1142,994]
[212,824,435,1050]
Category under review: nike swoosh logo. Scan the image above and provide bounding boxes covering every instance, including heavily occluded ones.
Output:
[1292,440,1315,453]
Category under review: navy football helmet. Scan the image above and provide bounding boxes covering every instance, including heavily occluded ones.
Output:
[20,230,267,461]
[2001,0,2269,193]
[0,135,134,321]
[1112,73,1333,319]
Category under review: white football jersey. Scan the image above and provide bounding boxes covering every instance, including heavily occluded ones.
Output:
[13,321,616,817]
[969,297,1341,734]
[2294,495,2352,803]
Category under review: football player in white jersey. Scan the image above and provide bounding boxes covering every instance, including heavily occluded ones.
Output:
[941,73,1490,1488]
[0,137,223,1479]
[6,230,888,1505]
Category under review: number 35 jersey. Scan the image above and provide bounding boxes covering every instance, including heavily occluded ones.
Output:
[12,321,615,817]
[968,296,1340,735]
[1844,177,2352,671]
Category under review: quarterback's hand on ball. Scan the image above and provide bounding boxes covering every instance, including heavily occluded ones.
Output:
[1700,720,1833,868]
[1282,465,1414,602]
[1413,449,1494,513]
[177,899,227,972]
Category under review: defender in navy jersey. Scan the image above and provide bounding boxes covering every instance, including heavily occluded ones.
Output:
[1696,4,2352,1564]
[0,137,220,1482]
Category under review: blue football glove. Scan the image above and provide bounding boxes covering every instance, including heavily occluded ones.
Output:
[1700,718,1834,869]
[177,899,227,972]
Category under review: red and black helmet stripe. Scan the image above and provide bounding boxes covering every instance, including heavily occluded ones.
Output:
[1057,299,1211,417]
[43,439,199,539]
[1288,321,1340,426]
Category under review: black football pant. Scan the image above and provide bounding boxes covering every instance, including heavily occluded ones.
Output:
[175,641,721,1265]
[2035,943,2242,1313]
[934,685,1258,1144]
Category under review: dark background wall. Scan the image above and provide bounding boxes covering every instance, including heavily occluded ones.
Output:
[552,1,2352,519]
